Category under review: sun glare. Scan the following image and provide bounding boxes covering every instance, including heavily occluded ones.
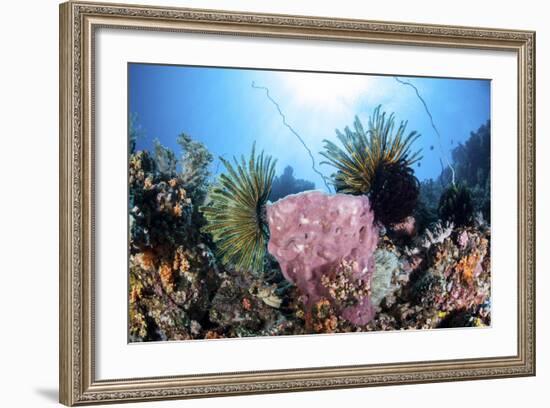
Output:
[278,71,373,114]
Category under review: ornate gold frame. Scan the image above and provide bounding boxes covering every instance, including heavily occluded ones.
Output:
[59,1,536,405]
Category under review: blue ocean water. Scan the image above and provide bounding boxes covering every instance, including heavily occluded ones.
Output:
[128,63,490,189]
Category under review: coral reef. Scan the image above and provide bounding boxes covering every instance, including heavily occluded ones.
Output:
[415,178,443,233]
[321,105,421,225]
[269,165,315,202]
[129,150,194,251]
[208,272,296,338]
[128,138,220,341]
[390,216,417,239]
[176,133,214,202]
[419,121,491,228]
[451,121,491,221]
[266,191,378,325]
[128,243,219,341]
[452,121,490,185]
[438,184,475,227]
[365,223,491,331]
[201,144,276,274]
[127,115,491,342]
[153,139,177,175]
[309,299,339,333]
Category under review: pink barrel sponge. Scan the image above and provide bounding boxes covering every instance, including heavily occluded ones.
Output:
[266,191,379,325]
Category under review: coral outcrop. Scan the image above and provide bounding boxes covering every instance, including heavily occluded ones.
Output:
[208,272,295,338]
[269,165,315,202]
[438,184,475,227]
[128,144,220,342]
[266,191,378,325]
[365,224,491,331]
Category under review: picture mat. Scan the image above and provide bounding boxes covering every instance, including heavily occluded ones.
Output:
[95,28,517,380]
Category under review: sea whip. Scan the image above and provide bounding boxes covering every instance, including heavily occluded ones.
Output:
[251,81,332,192]
[394,76,456,186]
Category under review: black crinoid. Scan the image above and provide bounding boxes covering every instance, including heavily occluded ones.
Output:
[321,105,422,225]
[370,159,420,226]
[438,183,475,227]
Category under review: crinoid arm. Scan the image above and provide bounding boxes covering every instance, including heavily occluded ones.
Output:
[201,143,276,274]
[321,105,422,224]
[321,105,422,195]
[321,117,373,194]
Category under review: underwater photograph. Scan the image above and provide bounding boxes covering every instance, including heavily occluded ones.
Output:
[128,63,491,342]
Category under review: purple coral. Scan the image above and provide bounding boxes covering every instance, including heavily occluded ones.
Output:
[266,191,378,325]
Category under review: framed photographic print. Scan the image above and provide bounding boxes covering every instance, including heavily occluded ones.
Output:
[59,1,536,405]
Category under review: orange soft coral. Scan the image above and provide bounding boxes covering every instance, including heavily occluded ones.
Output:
[310,299,339,333]
[172,246,190,273]
[455,251,482,285]
[173,203,183,217]
[137,250,156,270]
[159,261,175,293]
